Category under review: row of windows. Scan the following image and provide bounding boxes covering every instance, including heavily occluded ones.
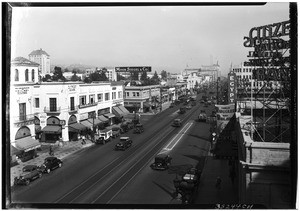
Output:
[15,69,35,82]
[234,68,253,73]
[237,75,252,79]
[33,91,122,109]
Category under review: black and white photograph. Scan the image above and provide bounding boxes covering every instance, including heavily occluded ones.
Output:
[3,2,297,209]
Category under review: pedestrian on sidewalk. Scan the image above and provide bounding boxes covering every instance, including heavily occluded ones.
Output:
[215,176,222,190]
[49,145,54,156]
[81,135,86,145]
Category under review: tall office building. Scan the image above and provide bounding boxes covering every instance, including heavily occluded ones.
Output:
[28,48,51,76]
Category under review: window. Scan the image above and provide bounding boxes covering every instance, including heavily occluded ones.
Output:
[112,92,116,100]
[25,69,29,82]
[105,93,110,101]
[118,91,122,99]
[136,92,140,97]
[49,98,57,111]
[126,92,129,97]
[89,94,95,104]
[97,93,103,102]
[79,96,86,105]
[133,92,136,97]
[32,69,35,81]
[15,69,19,81]
[70,97,75,110]
[35,98,39,108]
[19,103,26,121]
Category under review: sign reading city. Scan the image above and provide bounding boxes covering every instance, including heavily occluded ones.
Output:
[115,66,151,72]
[228,71,236,104]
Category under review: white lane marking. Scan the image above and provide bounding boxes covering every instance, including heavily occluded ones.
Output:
[163,121,194,151]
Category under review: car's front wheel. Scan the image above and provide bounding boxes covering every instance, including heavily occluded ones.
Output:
[46,168,51,174]
[58,163,62,168]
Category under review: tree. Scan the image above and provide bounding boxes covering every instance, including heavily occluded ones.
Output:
[117,73,126,81]
[151,71,160,84]
[161,70,167,80]
[89,71,108,82]
[140,72,148,81]
[52,66,66,81]
[42,74,52,82]
[71,72,80,81]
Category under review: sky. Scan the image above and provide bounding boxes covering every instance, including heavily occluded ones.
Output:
[10,2,290,75]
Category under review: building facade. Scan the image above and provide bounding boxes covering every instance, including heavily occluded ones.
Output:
[28,48,51,76]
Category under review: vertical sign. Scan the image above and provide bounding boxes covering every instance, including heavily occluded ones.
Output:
[228,71,236,104]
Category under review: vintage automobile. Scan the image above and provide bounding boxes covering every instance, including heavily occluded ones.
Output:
[172,119,182,127]
[95,128,112,144]
[133,123,144,134]
[14,165,42,185]
[198,110,207,122]
[40,157,63,174]
[182,167,202,185]
[150,153,172,170]
[115,137,132,151]
[112,126,121,138]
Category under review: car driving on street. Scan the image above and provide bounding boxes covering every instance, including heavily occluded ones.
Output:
[14,165,43,186]
[115,137,132,151]
[40,157,63,174]
[150,153,172,170]
[172,119,182,127]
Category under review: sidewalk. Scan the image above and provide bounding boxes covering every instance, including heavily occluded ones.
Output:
[10,139,94,187]
[195,156,238,204]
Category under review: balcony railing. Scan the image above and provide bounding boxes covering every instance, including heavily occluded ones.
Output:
[44,106,61,114]
[78,102,97,109]
[13,114,35,123]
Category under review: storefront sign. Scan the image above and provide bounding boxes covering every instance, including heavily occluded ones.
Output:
[115,66,152,72]
[228,72,236,104]
[15,87,30,95]
[15,120,34,127]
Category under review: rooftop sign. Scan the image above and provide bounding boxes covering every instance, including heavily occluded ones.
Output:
[115,66,151,72]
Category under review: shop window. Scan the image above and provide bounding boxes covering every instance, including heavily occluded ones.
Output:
[35,98,39,108]
[15,69,19,81]
[49,98,57,111]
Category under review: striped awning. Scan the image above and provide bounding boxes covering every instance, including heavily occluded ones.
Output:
[104,113,115,118]
[81,120,93,128]
[15,136,41,152]
[98,115,109,122]
[68,122,87,132]
[118,105,130,114]
[42,125,62,134]
[112,106,124,116]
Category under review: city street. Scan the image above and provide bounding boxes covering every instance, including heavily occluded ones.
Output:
[11,93,216,205]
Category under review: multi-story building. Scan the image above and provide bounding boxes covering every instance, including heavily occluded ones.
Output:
[28,48,51,76]
[10,57,127,162]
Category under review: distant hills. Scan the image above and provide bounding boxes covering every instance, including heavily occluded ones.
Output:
[50,63,97,73]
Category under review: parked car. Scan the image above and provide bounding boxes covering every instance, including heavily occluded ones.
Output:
[150,153,172,170]
[115,137,132,151]
[172,119,182,127]
[133,123,144,134]
[182,167,202,185]
[40,157,63,174]
[14,165,43,185]
[95,128,112,144]
[198,110,207,122]
[112,126,121,138]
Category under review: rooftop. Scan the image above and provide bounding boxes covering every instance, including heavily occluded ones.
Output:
[11,57,39,67]
[29,48,50,56]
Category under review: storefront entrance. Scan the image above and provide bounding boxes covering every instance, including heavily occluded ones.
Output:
[41,116,62,143]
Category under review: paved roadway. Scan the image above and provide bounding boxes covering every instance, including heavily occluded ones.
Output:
[11,92,215,206]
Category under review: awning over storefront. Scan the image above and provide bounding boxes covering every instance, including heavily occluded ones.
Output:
[35,125,41,133]
[118,105,130,114]
[81,120,93,128]
[11,144,22,156]
[98,115,109,122]
[112,106,124,116]
[87,118,102,126]
[15,136,41,152]
[42,125,62,134]
[68,122,87,132]
[104,113,115,118]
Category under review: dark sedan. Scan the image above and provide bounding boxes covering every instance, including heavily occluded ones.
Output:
[40,157,63,174]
